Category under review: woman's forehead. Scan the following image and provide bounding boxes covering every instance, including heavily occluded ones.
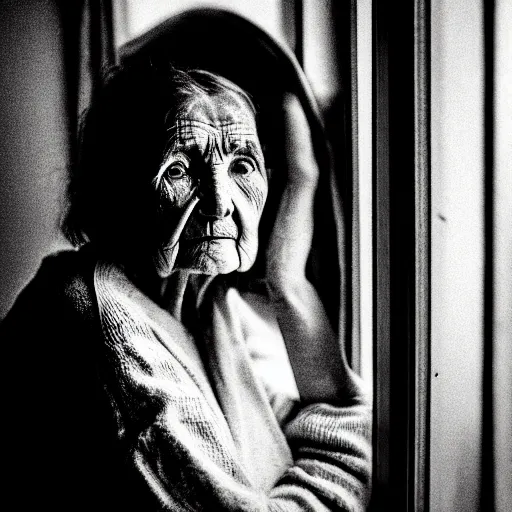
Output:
[180,90,256,127]
[166,91,261,157]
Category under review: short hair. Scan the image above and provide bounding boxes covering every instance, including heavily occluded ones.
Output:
[62,65,258,261]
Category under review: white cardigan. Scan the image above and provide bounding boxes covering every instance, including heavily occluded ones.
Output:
[95,260,372,511]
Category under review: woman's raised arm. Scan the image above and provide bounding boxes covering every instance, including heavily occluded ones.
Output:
[266,93,366,406]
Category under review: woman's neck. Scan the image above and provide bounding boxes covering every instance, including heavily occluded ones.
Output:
[123,259,216,325]
[157,271,216,325]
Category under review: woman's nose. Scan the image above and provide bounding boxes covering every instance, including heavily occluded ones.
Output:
[197,174,234,219]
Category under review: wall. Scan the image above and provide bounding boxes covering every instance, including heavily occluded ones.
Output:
[494,1,512,510]
[430,1,512,509]
[0,0,70,318]
[430,0,484,509]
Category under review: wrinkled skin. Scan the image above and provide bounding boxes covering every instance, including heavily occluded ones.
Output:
[152,90,268,278]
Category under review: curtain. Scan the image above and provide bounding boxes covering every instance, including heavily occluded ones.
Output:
[58,0,115,164]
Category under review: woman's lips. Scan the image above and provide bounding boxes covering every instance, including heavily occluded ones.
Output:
[163,219,238,251]
[183,218,238,241]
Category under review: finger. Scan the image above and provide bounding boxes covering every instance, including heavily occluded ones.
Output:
[165,193,200,249]
[154,193,200,277]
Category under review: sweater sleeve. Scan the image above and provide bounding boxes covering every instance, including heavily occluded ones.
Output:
[269,402,372,511]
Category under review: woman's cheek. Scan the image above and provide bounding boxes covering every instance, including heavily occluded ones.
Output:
[235,174,267,213]
[232,176,267,233]
[159,177,195,208]
[231,175,268,271]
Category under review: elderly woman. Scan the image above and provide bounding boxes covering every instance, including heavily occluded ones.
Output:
[2,66,371,511]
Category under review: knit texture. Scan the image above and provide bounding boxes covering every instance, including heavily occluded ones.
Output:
[95,261,372,511]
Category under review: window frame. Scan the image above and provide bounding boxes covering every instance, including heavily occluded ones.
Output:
[371,0,431,510]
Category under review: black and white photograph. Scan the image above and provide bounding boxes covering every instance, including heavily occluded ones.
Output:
[0,1,510,511]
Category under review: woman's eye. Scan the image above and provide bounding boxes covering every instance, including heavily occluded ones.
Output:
[230,159,255,176]
[166,162,188,179]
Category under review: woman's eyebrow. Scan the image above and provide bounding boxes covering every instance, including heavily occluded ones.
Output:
[230,139,261,155]
[161,146,200,167]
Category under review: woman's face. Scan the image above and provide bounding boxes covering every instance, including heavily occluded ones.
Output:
[152,89,268,277]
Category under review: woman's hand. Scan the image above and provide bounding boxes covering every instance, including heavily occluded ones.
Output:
[266,93,365,406]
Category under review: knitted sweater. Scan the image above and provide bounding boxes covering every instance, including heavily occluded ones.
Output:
[1,249,371,511]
